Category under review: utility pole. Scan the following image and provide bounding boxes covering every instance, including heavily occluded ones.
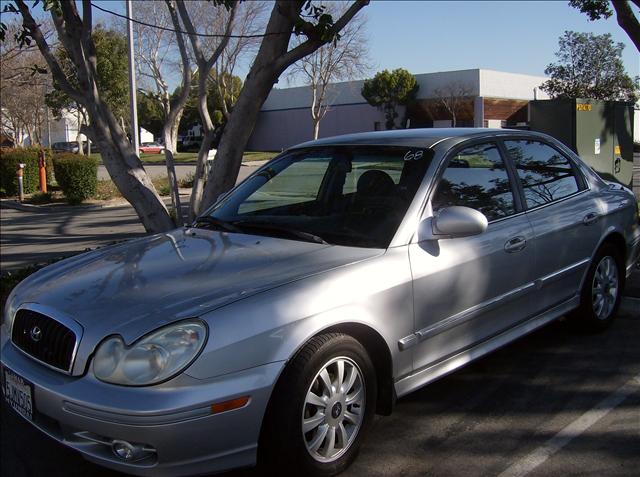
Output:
[126,0,139,156]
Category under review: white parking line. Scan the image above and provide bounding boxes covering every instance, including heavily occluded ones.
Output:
[498,373,640,477]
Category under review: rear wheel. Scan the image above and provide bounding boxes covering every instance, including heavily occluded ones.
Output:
[259,333,376,476]
[568,245,623,332]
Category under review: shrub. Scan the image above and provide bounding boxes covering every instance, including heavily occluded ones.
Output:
[178,172,194,188]
[53,154,99,204]
[0,147,53,196]
[29,191,53,204]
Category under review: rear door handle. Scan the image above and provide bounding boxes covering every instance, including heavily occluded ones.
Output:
[505,236,526,253]
[583,212,599,226]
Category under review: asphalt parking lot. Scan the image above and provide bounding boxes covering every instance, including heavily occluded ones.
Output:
[1,282,639,477]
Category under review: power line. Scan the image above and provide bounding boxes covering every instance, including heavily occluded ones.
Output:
[90,2,280,39]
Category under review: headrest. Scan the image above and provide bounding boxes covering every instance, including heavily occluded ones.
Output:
[357,170,395,195]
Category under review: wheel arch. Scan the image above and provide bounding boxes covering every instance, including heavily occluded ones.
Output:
[581,230,628,291]
[321,322,396,416]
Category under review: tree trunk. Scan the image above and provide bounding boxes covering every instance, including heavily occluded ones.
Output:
[202,69,275,207]
[168,112,182,153]
[88,99,175,233]
[25,125,34,146]
[313,118,321,140]
[76,111,85,155]
[162,128,183,226]
[97,141,173,232]
[188,130,215,220]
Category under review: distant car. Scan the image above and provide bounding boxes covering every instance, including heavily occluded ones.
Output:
[2,129,639,477]
[139,142,165,154]
[52,141,79,154]
[82,141,99,155]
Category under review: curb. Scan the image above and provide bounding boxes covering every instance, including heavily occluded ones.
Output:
[134,161,267,167]
[0,199,127,212]
[1,193,193,213]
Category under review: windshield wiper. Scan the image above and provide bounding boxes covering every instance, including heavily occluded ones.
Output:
[193,216,242,233]
[232,221,329,245]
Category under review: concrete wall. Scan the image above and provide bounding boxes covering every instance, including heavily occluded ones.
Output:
[247,102,387,151]
[479,70,549,101]
[262,81,367,111]
[414,69,480,98]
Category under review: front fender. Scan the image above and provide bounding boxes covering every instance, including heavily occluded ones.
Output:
[184,247,414,381]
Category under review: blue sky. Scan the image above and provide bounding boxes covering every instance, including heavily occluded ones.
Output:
[18,0,640,87]
[364,1,638,78]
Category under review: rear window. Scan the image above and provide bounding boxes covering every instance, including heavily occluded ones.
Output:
[504,140,581,208]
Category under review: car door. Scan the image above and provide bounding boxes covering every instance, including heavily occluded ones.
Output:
[502,138,602,312]
[408,140,537,372]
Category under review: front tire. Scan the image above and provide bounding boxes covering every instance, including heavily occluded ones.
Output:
[259,333,377,476]
[568,245,623,332]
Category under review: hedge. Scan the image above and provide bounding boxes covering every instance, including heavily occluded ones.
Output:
[0,147,53,196]
[53,154,99,204]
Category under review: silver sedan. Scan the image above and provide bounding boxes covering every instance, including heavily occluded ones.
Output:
[2,128,639,476]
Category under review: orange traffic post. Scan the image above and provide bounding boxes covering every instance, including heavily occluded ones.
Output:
[38,149,47,193]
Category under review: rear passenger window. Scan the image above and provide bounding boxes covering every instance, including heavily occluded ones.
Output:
[504,140,581,208]
[432,143,516,221]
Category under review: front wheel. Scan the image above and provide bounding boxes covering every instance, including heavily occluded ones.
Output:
[259,333,377,476]
[568,245,623,332]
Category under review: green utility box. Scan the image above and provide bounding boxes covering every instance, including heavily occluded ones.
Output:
[529,99,634,187]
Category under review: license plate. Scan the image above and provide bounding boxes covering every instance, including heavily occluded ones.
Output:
[1,365,34,421]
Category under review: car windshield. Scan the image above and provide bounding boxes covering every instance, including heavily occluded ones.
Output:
[199,145,433,248]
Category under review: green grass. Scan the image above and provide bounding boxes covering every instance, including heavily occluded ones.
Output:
[89,151,278,164]
[242,151,279,162]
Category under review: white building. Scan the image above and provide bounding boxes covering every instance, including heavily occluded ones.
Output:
[247,68,552,151]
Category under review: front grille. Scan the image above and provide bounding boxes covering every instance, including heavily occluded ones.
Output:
[11,309,77,372]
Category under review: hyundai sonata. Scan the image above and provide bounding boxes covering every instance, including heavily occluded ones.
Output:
[2,129,639,476]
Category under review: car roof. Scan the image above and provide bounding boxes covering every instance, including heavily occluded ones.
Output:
[290,128,539,150]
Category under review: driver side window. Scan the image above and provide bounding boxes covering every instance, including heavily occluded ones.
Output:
[432,142,517,222]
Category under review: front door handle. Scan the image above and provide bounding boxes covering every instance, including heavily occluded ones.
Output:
[505,236,526,253]
[583,212,599,226]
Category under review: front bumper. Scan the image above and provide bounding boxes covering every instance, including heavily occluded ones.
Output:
[1,336,284,476]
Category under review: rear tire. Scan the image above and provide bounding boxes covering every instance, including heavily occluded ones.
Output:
[259,333,377,476]
[567,244,624,332]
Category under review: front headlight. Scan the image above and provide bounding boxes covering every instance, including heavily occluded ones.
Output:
[92,320,208,386]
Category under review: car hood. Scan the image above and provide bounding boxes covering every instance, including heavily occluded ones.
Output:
[13,228,382,342]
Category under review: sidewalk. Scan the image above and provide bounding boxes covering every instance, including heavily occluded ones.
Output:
[0,201,146,271]
[1,162,266,271]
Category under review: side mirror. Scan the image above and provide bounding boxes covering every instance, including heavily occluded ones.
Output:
[419,206,488,241]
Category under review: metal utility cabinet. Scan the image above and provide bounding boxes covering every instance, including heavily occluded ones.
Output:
[529,99,634,187]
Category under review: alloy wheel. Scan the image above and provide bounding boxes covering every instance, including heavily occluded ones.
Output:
[301,356,365,463]
[591,256,619,320]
